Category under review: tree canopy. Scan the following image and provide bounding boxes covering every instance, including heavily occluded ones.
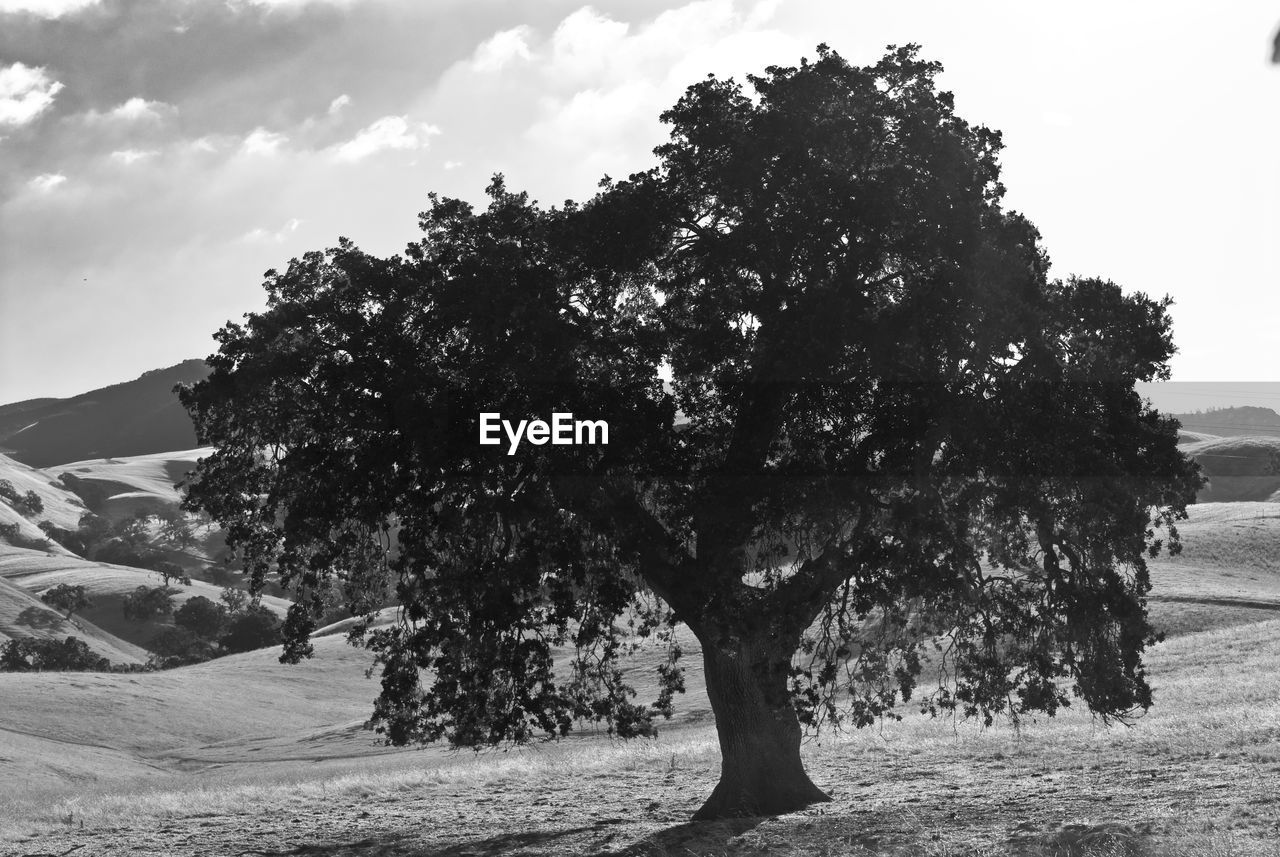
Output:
[40,583,92,619]
[180,45,1202,819]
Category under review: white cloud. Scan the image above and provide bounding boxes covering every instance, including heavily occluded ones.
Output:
[240,127,287,155]
[79,97,176,131]
[109,97,168,123]
[526,80,658,153]
[472,26,534,73]
[110,148,159,165]
[0,63,64,127]
[328,94,351,116]
[28,173,66,192]
[333,115,439,162]
[443,160,462,170]
[231,0,364,7]
[744,0,781,27]
[547,8,629,81]
[0,0,99,16]
[241,217,303,244]
[464,0,802,186]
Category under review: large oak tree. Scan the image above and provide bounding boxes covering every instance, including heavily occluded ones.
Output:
[180,46,1202,819]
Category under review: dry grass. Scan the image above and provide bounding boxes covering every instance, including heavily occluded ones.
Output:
[4,617,1280,853]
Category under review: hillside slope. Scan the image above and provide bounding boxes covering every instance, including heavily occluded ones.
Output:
[0,572,148,665]
[0,454,84,557]
[0,360,209,468]
[0,550,290,650]
[45,447,209,521]
[1178,435,1280,502]
[1170,405,1280,439]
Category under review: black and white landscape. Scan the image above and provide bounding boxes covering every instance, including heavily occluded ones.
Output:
[2,3,1280,855]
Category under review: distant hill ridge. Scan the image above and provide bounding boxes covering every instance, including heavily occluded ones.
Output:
[0,360,209,468]
[1171,406,1280,439]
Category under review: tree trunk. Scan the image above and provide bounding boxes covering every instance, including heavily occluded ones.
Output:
[693,634,831,820]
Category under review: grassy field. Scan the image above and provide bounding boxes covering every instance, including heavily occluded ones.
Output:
[1,501,1279,855]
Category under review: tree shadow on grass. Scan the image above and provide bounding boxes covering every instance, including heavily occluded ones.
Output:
[236,824,622,857]
[16,606,62,631]
[588,818,766,856]
[231,819,769,857]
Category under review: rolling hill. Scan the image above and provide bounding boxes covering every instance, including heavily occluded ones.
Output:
[0,360,209,468]
[0,573,148,665]
[0,548,291,650]
[0,453,86,557]
[44,447,210,522]
[1177,434,1280,502]
[1169,405,1280,439]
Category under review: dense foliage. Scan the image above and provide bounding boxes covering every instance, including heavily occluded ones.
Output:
[0,637,110,672]
[121,585,176,623]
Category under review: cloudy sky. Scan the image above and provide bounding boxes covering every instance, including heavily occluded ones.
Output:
[1,0,1277,403]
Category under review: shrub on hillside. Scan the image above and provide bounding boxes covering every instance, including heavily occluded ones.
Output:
[220,605,282,654]
[40,583,92,619]
[147,627,216,668]
[204,564,238,586]
[122,585,176,623]
[0,637,111,672]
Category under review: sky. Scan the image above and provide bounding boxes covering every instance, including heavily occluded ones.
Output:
[1,0,1278,404]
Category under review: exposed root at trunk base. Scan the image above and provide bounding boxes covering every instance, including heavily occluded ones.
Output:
[692,770,832,820]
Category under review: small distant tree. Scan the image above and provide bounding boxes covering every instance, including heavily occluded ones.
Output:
[115,514,153,548]
[0,640,29,672]
[157,509,199,550]
[149,560,191,587]
[220,605,281,654]
[122,585,176,623]
[219,586,249,614]
[174,595,227,640]
[40,583,92,619]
